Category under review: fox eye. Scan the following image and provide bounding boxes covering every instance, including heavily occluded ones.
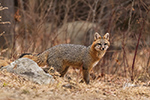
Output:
[98,43,101,45]
[104,43,108,45]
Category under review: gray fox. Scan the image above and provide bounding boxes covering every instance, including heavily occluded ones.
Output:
[20,32,110,84]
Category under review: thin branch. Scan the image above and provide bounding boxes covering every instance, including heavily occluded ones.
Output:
[0,31,5,37]
[131,0,149,81]
[92,0,99,23]
[127,0,134,34]
[122,0,134,77]
[19,0,28,52]
[146,56,150,73]
[131,17,146,81]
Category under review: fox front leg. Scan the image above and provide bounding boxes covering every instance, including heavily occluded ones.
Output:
[82,66,90,84]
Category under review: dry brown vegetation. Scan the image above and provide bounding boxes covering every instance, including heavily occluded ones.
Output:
[0,69,150,100]
[0,0,150,99]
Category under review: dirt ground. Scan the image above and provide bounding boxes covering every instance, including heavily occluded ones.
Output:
[0,68,150,100]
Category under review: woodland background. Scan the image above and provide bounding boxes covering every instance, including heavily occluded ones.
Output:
[0,0,150,100]
[0,0,150,87]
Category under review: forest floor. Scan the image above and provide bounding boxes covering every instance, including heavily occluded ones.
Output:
[0,68,150,100]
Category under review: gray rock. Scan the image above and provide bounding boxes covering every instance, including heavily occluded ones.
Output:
[0,58,55,84]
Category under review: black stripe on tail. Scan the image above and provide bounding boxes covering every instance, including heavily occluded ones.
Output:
[19,53,32,58]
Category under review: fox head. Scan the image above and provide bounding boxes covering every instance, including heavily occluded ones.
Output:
[92,32,110,51]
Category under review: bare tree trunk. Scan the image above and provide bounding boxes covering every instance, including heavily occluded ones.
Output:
[0,0,14,57]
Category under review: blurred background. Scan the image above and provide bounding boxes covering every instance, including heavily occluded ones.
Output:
[0,0,150,81]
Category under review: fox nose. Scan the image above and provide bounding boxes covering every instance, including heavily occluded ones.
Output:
[101,48,104,50]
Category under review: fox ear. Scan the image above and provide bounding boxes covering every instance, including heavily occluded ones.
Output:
[94,32,101,41]
[103,33,109,40]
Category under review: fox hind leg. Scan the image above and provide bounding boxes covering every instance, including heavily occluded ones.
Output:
[60,66,69,77]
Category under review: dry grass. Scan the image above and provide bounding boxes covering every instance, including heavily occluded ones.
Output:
[0,68,150,100]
